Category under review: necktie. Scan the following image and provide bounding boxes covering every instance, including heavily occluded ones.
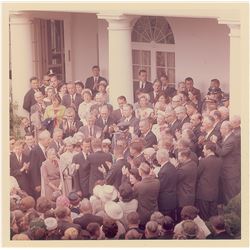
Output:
[90,127,93,136]
[71,95,74,104]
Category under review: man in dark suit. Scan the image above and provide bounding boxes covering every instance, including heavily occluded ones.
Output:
[190,113,202,140]
[175,106,190,131]
[156,149,177,219]
[134,162,160,228]
[23,133,35,159]
[29,130,51,199]
[185,77,201,103]
[62,82,83,113]
[196,142,222,221]
[210,110,223,136]
[133,70,153,102]
[173,149,197,222]
[99,145,130,190]
[21,117,35,136]
[139,119,157,148]
[160,74,177,98]
[118,104,140,136]
[10,140,32,195]
[95,105,114,139]
[60,107,82,139]
[85,65,108,96]
[111,96,127,124]
[129,139,146,165]
[79,114,103,139]
[72,138,91,198]
[23,76,41,113]
[211,121,241,205]
[165,109,180,137]
[73,199,103,229]
[88,138,112,194]
[148,80,162,104]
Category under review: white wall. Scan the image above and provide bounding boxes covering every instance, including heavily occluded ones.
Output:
[71,13,98,82]
[98,19,109,79]
[98,16,230,94]
[167,17,230,93]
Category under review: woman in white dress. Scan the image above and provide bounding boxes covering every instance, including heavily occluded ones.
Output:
[59,136,79,196]
[78,89,96,125]
[134,93,154,120]
[152,110,169,141]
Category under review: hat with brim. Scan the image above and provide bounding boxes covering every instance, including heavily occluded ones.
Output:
[104,201,123,221]
[96,185,118,203]
[44,217,58,231]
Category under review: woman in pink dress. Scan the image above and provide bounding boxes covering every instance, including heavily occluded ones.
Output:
[41,148,64,200]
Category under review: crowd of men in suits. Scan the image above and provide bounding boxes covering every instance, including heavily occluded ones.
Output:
[9,66,241,240]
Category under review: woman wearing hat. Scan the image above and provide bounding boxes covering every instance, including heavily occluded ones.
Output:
[41,148,65,200]
[43,86,55,106]
[59,137,78,196]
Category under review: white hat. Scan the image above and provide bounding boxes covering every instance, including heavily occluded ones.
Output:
[44,217,58,231]
[104,201,123,221]
[94,185,118,203]
[73,132,85,143]
[102,139,111,145]
[63,136,77,146]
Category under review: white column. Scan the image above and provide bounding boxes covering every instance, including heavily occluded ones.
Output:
[218,18,241,117]
[97,13,133,108]
[10,12,33,116]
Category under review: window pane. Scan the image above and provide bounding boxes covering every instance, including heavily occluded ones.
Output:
[156,67,166,79]
[167,69,175,83]
[167,52,175,67]
[132,50,140,64]
[142,50,151,65]
[156,51,165,67]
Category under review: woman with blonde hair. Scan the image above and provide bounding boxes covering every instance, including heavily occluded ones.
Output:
[61,227,79,240]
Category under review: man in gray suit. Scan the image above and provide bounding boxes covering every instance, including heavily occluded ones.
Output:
[78,114,103,139]
[211,121,241,204]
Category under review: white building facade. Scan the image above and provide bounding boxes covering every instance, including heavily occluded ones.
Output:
[8,3,248,116]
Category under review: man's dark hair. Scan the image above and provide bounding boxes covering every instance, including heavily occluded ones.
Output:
[211,79,220,85]
[209,215,225,230]
[212,110,222,120]
[160,74,168,80]
[30,76,38,83]
[25,132,34,138]
[185,77,193,82]
[117,96,127,101]
[139,69,147,75]
[162,216,174,231]
[92,65,100,70]
[178,148,192,159]
[204,141,217,154]
[102,218,118,239]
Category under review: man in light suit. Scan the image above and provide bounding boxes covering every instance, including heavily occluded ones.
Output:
[156,149,177,219]
[62,82,83,113]
[48,128,65,156]
[23,76,41,113]
[211,121,241,204]
[30,91,47,115]
[79,114,103,139]
[29,130,51,199]
[85,65,108,96]
[133,69,153,102]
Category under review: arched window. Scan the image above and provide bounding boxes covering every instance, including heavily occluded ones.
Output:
[131,16,175,83]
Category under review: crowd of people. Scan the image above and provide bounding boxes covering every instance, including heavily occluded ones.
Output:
[9,65,241,240]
